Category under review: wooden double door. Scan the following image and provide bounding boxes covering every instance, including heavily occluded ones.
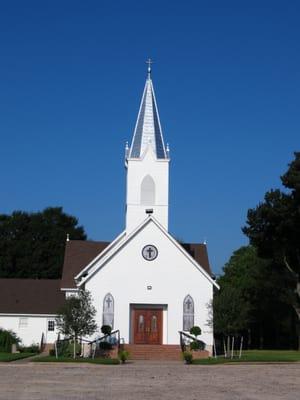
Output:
[133,308,162,345]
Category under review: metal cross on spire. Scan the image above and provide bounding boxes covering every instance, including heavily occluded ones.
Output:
[146,58,153,79]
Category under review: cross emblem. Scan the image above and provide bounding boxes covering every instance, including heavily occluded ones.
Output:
[186,299,192,310]
[146,247,153,259]
[106,296,112,308]
[142,245,158,261]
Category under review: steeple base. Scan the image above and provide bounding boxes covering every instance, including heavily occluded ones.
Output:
[126,204,168,234]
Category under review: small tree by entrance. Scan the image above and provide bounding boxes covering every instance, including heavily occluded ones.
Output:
[56,289,97,358]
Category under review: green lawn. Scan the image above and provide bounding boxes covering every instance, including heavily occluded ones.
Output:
[32,356,120,364]
[193,350,300,365]
[0,352,36,362]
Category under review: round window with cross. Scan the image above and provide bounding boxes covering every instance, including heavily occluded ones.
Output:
[142,245,158,261]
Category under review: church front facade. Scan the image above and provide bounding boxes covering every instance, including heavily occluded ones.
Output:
[64,65,218,350]
[80,218,216,347]
[0,66,218,352]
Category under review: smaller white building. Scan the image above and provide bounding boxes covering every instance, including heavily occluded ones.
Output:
[0,279,64,347]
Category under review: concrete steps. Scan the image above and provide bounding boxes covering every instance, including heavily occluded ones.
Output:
[40,343,54,355]
[124,344,182,361]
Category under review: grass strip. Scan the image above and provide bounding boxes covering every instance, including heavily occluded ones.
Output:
[32,356,120,364]
[192,350,300,365]
[0,352,36,362]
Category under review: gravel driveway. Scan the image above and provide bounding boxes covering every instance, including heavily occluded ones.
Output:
[0,361,299,400]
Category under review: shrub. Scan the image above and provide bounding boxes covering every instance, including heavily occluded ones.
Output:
[0,328,20,353]
[190,340,200,351]
[101,325,112,335]
[56,340,81,357]
[18,344,39,353]
[190,326,201,337]
[183,351,193,364]
[49,349,56,356]
[119,350,129,364]
[55,340,69,357]
[99,341,113,350]
[190,339,205,351]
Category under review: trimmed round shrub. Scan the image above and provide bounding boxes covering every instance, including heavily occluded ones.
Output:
[101,325,112,335]
[189,326,201,337]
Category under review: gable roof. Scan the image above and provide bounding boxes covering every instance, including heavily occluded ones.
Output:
[61,237,213,290]
[181,243,212,277]
[0,279,66,315]
[61,240,110,289]
[77,217,218,287]
[71,217,218,288]
[61,239,213,289]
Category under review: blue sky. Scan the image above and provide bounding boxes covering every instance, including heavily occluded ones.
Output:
[0,1,299,274]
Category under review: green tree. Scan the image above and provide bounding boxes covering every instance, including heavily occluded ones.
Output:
[0,207,86,279]
[55,289,97,359]
[213,247,255,337]
[0,328,20,353]
[243,152,300,348]
[213,285,250,336]
[213,246,293,349]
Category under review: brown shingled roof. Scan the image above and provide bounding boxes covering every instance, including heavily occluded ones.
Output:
[61,240,212,289]
[61,240,110,289]
[181,243,213,276]
[0,279,66,314]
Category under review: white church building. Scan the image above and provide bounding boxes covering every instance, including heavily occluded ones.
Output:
[0,65,218,353]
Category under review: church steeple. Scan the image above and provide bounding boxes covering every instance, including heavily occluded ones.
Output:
[128,61,167,160]
[125,63,170,233]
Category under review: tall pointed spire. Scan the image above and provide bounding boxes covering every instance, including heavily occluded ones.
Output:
[128,62,167,159]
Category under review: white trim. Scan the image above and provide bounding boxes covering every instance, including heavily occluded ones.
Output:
[75,230,126,282]
[138,142,170,163]
[140,142,157,161]
[77,216,219,289]
[149,79,167,156]
[126,156,169,163]
[151,218,220,289]
[0,313,58,317]
[129,79,148,157]
[60,288,79,292]
[78,220,148,286]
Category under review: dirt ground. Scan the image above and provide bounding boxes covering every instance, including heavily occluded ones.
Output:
[0,361,299,400]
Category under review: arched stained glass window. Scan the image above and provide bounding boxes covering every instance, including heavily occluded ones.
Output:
[183,295,194,331]
[102,293,114,329]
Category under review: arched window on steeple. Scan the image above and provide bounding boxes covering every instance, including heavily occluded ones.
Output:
[102,293,114,329]
[183,295,194,331]
[140,175,155,205]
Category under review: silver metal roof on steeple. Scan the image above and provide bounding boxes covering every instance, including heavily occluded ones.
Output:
[129,61,167,159]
